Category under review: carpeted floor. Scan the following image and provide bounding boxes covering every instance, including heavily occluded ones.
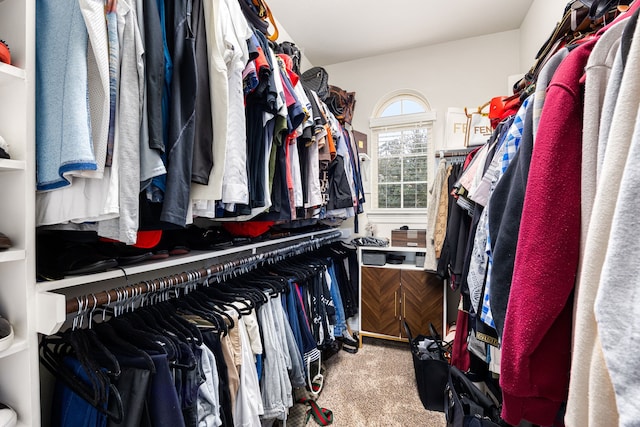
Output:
[313,337,446,427]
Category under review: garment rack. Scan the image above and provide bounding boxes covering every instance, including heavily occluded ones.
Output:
[438,148,475,158]
[65,230,343,316]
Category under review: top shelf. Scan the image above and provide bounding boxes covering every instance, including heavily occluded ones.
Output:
[0,63,26,85]
[358,246,426,253]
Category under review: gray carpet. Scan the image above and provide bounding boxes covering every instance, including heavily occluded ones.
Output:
[313,337,446,426]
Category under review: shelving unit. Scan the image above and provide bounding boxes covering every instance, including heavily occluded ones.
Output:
[358,246,447,346]
[0,2,347,424]
[35,228,343,336]
[0,0,39,425]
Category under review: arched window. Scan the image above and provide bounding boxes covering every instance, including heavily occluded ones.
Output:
[370,91,435,210]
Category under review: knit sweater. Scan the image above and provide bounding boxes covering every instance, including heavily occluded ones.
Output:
[500,39,596,426]
[565,18,627,427]
[595,10,640,427]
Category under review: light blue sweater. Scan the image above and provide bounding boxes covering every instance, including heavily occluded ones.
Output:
[36,0,96,191]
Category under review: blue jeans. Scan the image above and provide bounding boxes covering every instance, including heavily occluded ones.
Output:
[327,260,347,338]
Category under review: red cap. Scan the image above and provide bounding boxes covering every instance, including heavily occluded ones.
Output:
[133,230,162,248]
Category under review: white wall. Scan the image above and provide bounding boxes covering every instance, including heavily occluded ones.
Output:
[519,0,570,71]
[325,30,522,239]
[325,29,522,155]
[324,1,568,240]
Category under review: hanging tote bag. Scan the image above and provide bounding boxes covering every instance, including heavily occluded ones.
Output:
[404,321,451,412]
[444,366,502,427]
[300,67,330,101]
[464,102,492,147]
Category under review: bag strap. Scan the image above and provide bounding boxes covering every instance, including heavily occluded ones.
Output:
[297,398,334,426]
[251,0,279,41]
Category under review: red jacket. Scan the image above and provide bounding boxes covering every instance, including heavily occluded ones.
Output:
[500,39,596,426]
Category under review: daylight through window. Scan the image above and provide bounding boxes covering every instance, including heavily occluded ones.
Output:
[370,93,434,210]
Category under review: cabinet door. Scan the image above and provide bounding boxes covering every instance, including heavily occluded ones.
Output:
[361,267,401,337]
[401,271,443,338]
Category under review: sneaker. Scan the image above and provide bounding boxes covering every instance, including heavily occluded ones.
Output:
[0,316,14,353]
[0,233,11,250]
[0,136,9,159]
[0,403,17,427]
[0,135,11,159]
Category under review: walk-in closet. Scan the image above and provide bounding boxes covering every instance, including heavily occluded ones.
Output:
[0,0,637,426]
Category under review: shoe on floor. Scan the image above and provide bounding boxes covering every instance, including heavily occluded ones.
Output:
[0,135,9,159]
[0,315,14,352]
[0,233,11,250]
[339,331,359,354]
[0,402,17,427]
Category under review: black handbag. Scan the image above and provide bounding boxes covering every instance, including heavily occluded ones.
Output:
[404,321,450,412]
[445,366,502,427]
[300,67,329,101]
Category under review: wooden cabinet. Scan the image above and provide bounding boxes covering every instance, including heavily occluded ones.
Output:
[359,247,444,343]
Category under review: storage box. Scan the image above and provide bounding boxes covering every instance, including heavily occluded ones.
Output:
[362,251,386,266]
[391,229,426,248]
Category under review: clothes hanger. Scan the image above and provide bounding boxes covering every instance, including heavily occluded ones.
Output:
[156,301,204,346]
[39,331,125,423]
[172,294,231,337]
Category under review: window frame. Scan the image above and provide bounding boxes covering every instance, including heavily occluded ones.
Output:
[369,92,436,213]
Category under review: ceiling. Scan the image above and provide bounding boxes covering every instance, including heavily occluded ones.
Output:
[266,0,535,66]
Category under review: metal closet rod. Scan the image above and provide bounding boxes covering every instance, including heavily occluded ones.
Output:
[65,230,343,315]
[438,148,475,158]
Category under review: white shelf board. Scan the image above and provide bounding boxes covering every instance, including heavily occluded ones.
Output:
[360,263,424,271]
[0,159,26,171]
[359,245,426,253]
[0,337,28,358]
[0,63,26,84]
[0,249,26,263]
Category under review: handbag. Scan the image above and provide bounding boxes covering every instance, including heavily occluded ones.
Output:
[464,102,492,147]
[488,95,521,128]
[301,67,330,101]
[445,366,502,427]
[404,321,451,412]
[326,85,356,124]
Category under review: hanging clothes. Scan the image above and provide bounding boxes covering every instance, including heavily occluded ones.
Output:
[44,243,357,427]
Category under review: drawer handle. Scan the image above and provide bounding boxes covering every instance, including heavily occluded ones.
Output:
[403,292,406,318]
[394,291,397,318]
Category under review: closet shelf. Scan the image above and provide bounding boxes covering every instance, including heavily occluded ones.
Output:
[0,337,28,359]
[0,159,26,171]
[35,228,346,335]
[35,228,344,293]
[0,62,26,85]
[359,246,425,253]
[0,249,26,263]
[360,263,425,271]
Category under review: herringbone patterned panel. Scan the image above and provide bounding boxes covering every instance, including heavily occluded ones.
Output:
[361,267,400,337]
[402,271,443,337]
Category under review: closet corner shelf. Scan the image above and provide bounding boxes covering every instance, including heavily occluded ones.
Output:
[0,62,26,84]
[0,159,26,171]
[0,249,26,263]
[0,337,28,359]
[359,246,426,253]
[35,228,342,293]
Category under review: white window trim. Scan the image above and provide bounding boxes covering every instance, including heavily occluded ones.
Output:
[366,208,428,223]
[369,111,437,130]
[370,116,436,211]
